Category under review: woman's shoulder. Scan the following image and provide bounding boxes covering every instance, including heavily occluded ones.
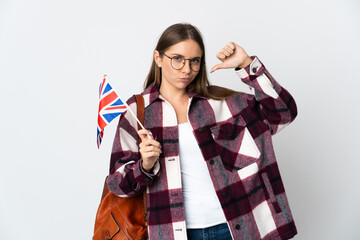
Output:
[125,84,153,107]
[123,92,154,114]
[123,95,137,109]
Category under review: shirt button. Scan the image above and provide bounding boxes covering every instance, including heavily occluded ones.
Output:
[222,192,228,197]
[144,177,151,182]
[252,67,258,73]
[209,159,215,165]
[198,127,203,132]
[235,224,241,230]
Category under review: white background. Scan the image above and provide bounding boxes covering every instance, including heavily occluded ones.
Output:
[1,0,359,239]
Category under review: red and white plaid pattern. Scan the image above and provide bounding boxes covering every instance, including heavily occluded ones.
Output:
[107,56,298,240]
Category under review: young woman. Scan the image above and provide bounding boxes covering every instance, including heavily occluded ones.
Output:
[107,23,298,240]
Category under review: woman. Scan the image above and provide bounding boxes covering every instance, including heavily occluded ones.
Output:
[107,23,298,240]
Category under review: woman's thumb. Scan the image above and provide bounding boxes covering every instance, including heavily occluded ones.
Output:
[210,63,224,73]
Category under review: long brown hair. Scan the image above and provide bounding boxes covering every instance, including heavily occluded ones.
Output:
[143,23,239,100]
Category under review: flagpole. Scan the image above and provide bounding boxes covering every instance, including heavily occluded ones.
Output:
[122,100,145,130]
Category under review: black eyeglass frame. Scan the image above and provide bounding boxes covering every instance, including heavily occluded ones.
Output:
[160,52,204,72]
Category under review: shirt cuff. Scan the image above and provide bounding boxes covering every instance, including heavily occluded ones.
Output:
[132,160,160,191]
[235,56,279,99]
[140,159,160,176]
[235,56,263,79]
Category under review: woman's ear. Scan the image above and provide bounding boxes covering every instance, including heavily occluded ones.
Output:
[154,50,162,68]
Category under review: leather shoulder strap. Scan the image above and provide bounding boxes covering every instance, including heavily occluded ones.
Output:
[135,94,145,130]
[135,94,148,226]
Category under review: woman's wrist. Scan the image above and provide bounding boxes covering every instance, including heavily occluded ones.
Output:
[237,56,253,69]
[141,159,158,173]
[142,160,152,173]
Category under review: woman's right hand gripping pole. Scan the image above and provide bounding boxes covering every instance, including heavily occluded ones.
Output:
[138,129,162,173]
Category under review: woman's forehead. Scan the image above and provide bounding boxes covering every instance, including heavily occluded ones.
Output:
[166,39,203,58]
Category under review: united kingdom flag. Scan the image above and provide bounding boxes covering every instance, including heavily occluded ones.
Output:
[97,75,127,148]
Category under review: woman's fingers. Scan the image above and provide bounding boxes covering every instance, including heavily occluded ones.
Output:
[216,52,226,61]
[141,145,162,154]
[225,44,235,54]
[222,44,234,57]
[139,138,161,149]
[216,48,231,62]
[138,129,162,156]
[140,143,161,171]
[227,42,235,50]
[217,42,236,60]
[137,129,161,171]
[141,151,161,159]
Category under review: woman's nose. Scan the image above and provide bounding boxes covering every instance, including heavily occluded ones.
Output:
[182,60,192,73]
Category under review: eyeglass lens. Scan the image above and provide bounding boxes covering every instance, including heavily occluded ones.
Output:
[171,56,201,72]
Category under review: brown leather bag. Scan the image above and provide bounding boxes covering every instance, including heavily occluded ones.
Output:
[93,94,148,240]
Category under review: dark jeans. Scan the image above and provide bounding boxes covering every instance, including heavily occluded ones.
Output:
[187,223,232,240]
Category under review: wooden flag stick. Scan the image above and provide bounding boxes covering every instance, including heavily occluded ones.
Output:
[122,100,145,130]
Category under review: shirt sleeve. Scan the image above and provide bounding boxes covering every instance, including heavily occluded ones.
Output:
[106,98,160,197]
[235,56,297,135]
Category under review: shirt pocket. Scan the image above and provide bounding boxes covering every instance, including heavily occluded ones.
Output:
[210,115,261,171]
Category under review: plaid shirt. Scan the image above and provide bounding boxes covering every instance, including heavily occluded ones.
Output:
[107,56,298,240]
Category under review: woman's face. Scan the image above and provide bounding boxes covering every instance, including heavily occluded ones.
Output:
[155,39,203,94]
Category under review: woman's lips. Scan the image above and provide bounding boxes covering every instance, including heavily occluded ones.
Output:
[179,78,190,82]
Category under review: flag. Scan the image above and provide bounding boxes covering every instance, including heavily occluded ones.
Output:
[97,75,126,148]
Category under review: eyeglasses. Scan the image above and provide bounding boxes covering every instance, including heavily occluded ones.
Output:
[160,52,202,72]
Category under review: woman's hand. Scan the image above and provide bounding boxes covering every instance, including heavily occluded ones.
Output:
[138,129,162,172]
[210,42,252,73]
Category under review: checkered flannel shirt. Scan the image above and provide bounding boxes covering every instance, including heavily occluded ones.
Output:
[107,56,298,240]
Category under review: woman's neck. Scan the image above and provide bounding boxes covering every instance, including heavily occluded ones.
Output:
[159,84,189,124]
[159,85,189,105]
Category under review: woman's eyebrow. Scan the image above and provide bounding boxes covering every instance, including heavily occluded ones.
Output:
[170,53,201,58]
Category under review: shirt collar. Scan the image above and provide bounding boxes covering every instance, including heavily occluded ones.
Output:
[144,84,207,106]
[188,90,207,99]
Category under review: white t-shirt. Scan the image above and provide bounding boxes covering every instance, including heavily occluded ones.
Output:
[178,122,227,229]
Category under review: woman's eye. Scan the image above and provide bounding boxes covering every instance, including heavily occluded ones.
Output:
[191,59,200,63]
[174,57,182,62]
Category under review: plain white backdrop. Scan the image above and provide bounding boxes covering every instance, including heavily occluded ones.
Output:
[0,0,359,239]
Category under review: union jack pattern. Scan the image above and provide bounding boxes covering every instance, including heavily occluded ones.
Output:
[97,75,127,148]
